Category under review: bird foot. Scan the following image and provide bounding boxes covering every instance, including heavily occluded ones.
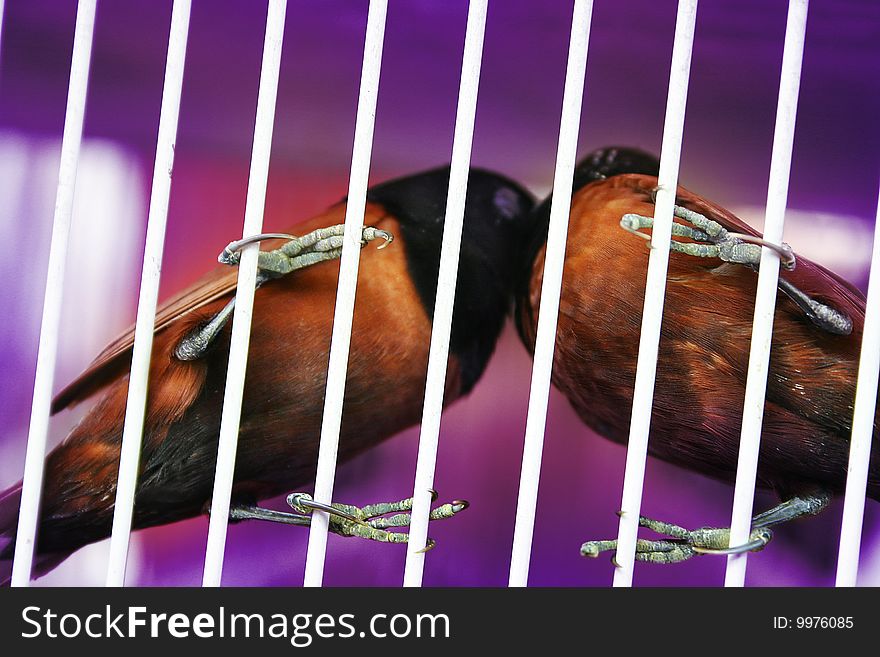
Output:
[229,491,468,552]
[620,205,852,335]
[288,491,468,552]
[620,205,795,269]
[174,223,394,361]
[218,224,393,273]
[580,515,773,565]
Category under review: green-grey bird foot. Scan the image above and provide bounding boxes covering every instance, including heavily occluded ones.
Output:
[174,224,394,361]
[218,224,393,274]
[580,515,773,565]
[619,205,852,335]
[227,491,468,551]
[580,491,831,565]
[284,491,469,551]
[620,206,794,268]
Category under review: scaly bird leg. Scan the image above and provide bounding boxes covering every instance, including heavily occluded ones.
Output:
[582,538,701,566]
[620,207,851,335]
[218,225,393,274]
[580,490,831,565]
[620,208,794,268]
[288,492,468,552]
[776,277,853,335]
[228,504,311,527]
[174,224,394,360]
[750,489,832,528]
[228,491,468,552]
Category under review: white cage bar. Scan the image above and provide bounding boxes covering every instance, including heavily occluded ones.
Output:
[402,0,489,588]
[202,0,288,588]
[611,0,698,588]
[835,180,880,588]
[507,0,594,589]
[10,0,97,587]
[725,0,808,588]
[0,1,5,66]
[302,0,388,588]
[105,0,192,588]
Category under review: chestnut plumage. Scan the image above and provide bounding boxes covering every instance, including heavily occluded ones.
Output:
[0,166,535,582]
[516,146,879,561]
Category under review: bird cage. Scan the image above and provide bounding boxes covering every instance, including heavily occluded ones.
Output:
[1,0,878,591]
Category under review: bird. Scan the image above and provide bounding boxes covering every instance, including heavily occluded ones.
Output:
[0,165,536,583]
[516,146,879,563]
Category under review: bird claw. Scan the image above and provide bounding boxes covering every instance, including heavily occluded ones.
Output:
[174,224,394,362]
[286,492,360,522]
[620,206,794,269]
[580,515,773,565]
[620,204,853,336]
[218,225,394,269]
[363,227,394,249]
[218,232,297,265]
[286,491,468,549]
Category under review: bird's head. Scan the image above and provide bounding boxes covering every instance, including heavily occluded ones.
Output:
[365,166,536,394]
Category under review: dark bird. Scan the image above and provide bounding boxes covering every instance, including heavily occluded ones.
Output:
[516,146,879,563]
[0,166,535,583]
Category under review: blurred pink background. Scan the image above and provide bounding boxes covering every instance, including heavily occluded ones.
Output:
[1,0,879,586]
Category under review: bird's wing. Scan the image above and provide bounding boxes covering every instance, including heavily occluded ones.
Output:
[50,201,365,415]
[51,265,241,414]
[626,175,867,437]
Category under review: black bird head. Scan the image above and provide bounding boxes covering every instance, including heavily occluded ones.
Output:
[571,145,661,191]
[367,166,536,394]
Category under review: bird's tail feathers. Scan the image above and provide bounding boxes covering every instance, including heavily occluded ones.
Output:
[0,481,22,536]
[0,482,22,586]
[0,482,63,586]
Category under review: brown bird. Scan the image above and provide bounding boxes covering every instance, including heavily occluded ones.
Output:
[516,146,879,563]
[0,166,536,582]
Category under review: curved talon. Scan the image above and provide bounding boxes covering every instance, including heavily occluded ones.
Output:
[375,229,394,249]
[451,500,469,512]
[286,492,359,523]
[416,538,436,554]
[219,233,296,264]
[428,488,439,502]
[620,214,651,240]
[726,232,796,270]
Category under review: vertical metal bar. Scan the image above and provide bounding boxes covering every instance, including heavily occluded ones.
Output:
[507,0,594,589]
[104,0,192,588]
[10,0,97,588]
[611,0,698,588]
[835,181,880,587]
[725,0,808,588]
[0,1,6,65]
[302,0,387,588]
[202,0,287,588]
[402,0,489,588]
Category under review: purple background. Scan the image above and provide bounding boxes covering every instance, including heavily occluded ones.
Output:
[1,0,879,586]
